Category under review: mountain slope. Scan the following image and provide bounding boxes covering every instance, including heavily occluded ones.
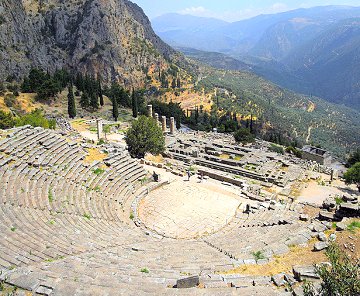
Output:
[177,47,252,72]
[152,13,228,33]
[254,18,360,109]
[153,6,360,110]
[152,13,234,52]
[194,65,360,156]
[153,6,360,56]
[0,0,182,85]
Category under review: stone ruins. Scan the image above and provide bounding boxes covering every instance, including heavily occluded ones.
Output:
[0,114,358,295]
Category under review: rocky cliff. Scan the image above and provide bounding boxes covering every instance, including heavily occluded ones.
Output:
[0,0,181,85]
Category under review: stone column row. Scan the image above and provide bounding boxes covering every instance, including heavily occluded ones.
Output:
[147,104,175,134]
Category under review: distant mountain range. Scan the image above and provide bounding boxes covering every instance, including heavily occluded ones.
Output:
[153,6,360,110]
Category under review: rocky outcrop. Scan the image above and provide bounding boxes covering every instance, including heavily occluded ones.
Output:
[0,0,181,85]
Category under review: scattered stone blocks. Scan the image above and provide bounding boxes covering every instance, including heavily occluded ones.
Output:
[176,276,200,289]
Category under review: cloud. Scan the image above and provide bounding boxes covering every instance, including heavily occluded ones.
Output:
[177,2,289,22]
[271,2,288,11]
[179,6,208,16]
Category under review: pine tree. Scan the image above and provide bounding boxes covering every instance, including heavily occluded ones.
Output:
[131,89,138,118]
[67,82,76,119]
[98,78,104,107]
[112,96,119,122]
[80,92,89,109]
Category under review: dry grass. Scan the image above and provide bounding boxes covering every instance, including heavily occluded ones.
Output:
[302,205,320,219]
[219,154,230,160]
[307,102,316,113]
[336,220,360,260]
[71,119,89,132]
[0,92,39,113]
[0,97,10,113]
[84,148,107,164]
[145,154,164,163]
[16,93,39,112]
[167,89,213,113]
[221,241,327,276]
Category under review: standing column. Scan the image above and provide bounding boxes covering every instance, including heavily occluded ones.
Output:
[97,119,103,140]
[161,116,166,132]
[170,117,175,134]
[154,113,159,125]
[147,105,153,117]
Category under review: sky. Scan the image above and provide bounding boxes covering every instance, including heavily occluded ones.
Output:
[131,0,360,22]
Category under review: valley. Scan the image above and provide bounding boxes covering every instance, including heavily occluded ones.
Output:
[153,6,360,110]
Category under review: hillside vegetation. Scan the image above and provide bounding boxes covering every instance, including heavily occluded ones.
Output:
[195,66,360,157]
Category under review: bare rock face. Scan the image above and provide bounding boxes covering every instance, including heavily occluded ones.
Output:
[0,0,181,84]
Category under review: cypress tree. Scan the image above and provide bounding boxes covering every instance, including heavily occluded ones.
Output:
[131,89,138,118]
[250,114,254,133]
[84,75,91,94]
[90,92,98,110]
[171,78,176,89]
[112,96,119,122]
[176,114,181,129]
[160,71,166,88]
[177,77,181,88]
[98,78,104,107]
[67,82,76,119]
[195,106,199,124]
[233,112,237,122]
[80,92,89,109]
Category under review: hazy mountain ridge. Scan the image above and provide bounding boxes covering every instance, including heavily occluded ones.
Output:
[258,18,360,108]
[153,6,360,110]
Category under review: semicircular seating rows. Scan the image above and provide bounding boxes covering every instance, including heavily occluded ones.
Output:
[0,126,241,294]
[0,126,313,295]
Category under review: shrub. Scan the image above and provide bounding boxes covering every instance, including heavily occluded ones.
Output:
[285,146,302,158]
[48,189,54,202]
[335,197,343,205]
[269,144,284,154]
[343,162,360,192]
[346,149,360,168]
[83,213,91,220]
[347,221,360,232]
[252,251,265,262]
[140,268,149,273]
[0,111,15,129]
[15,109,55,129]
[126,116,165,158]
[4,93,16,107]
[93,168,105,175]
[234,128,255,144]
[303,243,360,296]
[7,84,19,93]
